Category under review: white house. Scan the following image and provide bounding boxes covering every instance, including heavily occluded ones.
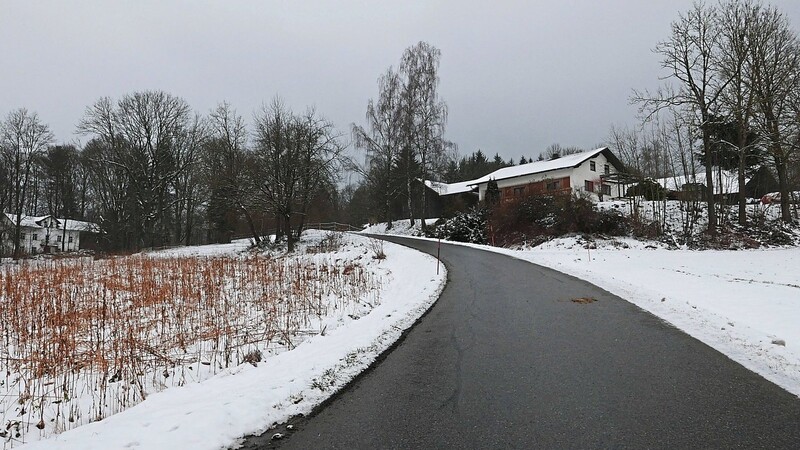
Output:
[1,213,99,256]
[465,147,625,202]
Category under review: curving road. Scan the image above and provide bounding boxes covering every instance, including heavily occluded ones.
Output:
[240,235,800,449]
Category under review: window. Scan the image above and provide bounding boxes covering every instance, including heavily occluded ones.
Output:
[585,180,594,192]
[57,236,62,242]
[590,161,596,171]
[20,233,25,240]
[546,180,561,191]
[513,186,525,196]
[602,184,611,195]
[604,164,610,175]
[68,236,74,244]
[32,234,38,241]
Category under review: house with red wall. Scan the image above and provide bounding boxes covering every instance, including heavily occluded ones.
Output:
[468,147,625,202]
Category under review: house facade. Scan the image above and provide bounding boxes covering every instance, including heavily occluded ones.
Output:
[468,147,625,202]
[1,213,99,256]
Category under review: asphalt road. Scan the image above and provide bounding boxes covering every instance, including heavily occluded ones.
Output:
[240,235,800,449]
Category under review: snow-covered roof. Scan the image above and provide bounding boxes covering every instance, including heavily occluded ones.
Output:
[655,170,747,194]
[2,213,46,228]
[468,147,614,186]
[62,219,101,233]
[2,213,100,232]
[423,179,477,196]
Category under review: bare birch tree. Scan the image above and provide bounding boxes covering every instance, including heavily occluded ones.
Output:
[352,68,404,229]
[399,42,452,229]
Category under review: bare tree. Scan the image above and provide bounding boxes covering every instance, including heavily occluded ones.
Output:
[539,143,583,161]
[204,102,260,244]
[78,91,201,249]
[293,108,347,238]
[251,99,344,251]
[170,113,206,245]
[748,4,800,223]
[40,144,81,250]
[0,108,54,258]
[634,3,729,235]
[717,0,761,226]
[399,41,452,229]
[352,68,404,229]
[252,99,299,249]
[607,126,643,173]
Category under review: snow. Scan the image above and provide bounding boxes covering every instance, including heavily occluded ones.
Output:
[2,213,99,232]
[505,239,800,396]
[381,232,800,398]
[144,238,253,257]
[467,147,608,186]
[423,179,476,196]
[361,218,438,236]
[655,169,745,194]
[16,232,446,450]
[14,213,800,448]
[2,213,47,229]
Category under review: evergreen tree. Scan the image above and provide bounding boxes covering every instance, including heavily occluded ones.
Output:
[485,178,500,205]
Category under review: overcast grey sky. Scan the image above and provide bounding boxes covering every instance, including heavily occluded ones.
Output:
[3,1,800,163]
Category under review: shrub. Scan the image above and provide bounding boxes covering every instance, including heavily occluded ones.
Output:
[427,207,488,244]
[368,238,386,259]
[488,192,628,245]
[626,179,668,201]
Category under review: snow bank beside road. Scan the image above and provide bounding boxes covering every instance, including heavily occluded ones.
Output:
[367,227,800,398]
[360,219,438,236]
[21,234,446,450]
[488,238,800,397]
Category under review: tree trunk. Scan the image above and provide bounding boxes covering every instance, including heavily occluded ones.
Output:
[420,153,428,231]
[385,198,393,231]
[406,175,414,226]
[62,219,67,252]
[736,115,748,226]
[240,204,261,246]
[12,214,22,260]
[702,125,717,236]
[295,213,306,241]
[774,154,792,222]
[184,202,194,246]
[737,145,747,226]
[285,214,295,252]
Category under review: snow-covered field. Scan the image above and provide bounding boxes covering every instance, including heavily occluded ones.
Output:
[8,232,446,450]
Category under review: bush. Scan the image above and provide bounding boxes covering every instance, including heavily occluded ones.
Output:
[427,207,488,244]
[626,179,668,201]
[489,192,628,246]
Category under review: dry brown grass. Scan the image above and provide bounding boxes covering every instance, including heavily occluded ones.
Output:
[0,253,377,443]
